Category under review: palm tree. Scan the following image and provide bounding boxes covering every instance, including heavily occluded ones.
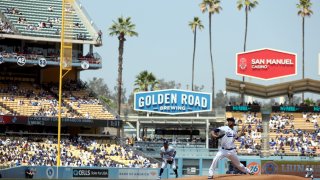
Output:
[200,0,222,108]
[297,0,312,102]
[237,0,258,102]
[237,0,258,52]
[189,17,204,91]
[134,70,158,92]
[109,17,138,116]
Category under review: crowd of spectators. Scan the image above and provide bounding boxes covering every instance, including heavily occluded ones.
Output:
[268,112,320,157]
[0,82,85,118]
[5,7,22,15]
[269,130,320,157]
[0,45,100,64]
[0,19,14,34]
[232,111,320,156]
[0,136,156,168]
[0,80,114,119]
[234,112,262,155]
[269,113,295,133]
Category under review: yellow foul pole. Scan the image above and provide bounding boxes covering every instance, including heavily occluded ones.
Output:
[57,0,66,170]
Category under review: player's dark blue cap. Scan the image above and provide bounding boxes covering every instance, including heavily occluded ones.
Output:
[163,140,169,145]
[227,118,235,122]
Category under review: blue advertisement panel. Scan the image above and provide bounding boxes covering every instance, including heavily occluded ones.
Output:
[134,89,212,115]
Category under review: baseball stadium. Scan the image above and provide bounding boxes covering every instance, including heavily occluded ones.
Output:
[0,0,319,180]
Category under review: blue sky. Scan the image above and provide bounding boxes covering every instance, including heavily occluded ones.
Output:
[80,0,320,98]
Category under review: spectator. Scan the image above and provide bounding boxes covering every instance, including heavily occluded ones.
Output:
[97,30,102,43]
[25,168,34,179]
[48,6,53,12]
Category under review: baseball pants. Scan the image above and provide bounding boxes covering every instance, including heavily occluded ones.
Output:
[161,159,177,170]
[209,149,250,176]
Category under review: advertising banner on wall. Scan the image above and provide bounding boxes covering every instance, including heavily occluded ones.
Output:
[236,48,297,80]
[73,169,108,178]
[134,89,212,115]
[225,105,260,112]
[118,169,158,179]
[261,160,320,177]
[247,162,261,175]
[272,106,320,112]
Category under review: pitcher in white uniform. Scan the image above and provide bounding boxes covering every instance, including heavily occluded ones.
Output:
[208,117,253,179]
[157,140,178,180]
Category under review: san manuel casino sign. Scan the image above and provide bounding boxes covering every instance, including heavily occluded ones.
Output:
[134,89,212,115]
[236,48,297,80]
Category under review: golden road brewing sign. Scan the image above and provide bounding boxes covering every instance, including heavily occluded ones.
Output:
[236,48,297,80]
[134,89,212,115]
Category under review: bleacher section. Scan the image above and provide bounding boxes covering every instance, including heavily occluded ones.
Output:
[226,111,262,155]
[0,136,157,168]
[226,107,320,157]
[64,90,115,119]
[0,81,115,120]
[0,104,10,115]
[0,0,93,40]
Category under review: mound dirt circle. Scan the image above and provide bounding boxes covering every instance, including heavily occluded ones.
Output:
[173,174,306,180]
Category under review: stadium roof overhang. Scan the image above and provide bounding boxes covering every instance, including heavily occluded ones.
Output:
[0,33,101,46]
[226,78,320,98]
[124,115,226,128]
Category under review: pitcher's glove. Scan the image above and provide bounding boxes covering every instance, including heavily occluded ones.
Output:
[218,134,225,139]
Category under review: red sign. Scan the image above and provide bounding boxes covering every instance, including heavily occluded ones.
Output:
[236,48,297,80]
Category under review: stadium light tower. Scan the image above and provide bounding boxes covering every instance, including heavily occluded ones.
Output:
[57,0,74,177]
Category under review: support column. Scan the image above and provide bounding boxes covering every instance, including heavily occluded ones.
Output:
[89,44,93,54]
[178,158,183,178]
[136,120,140,139]
[199,158,203,176]
[279,96,285,105]
[261,109,271,158]
[206,119,209,149]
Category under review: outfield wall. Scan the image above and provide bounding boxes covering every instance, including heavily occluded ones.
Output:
[180,156,320,178]
[0,156,319,179]
[0,166,173,179]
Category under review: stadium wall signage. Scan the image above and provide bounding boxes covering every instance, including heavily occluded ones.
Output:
[261,160,320,177]
[272,106,320,112]
[118,169,158,179]
[134,89,212,115]
[236,48,297,80]
[73,169,108,178]
[226,105,260,112]
[0,115,122,128]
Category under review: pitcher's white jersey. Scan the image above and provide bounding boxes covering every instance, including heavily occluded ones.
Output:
[208,125,251,178]
[160,146,176,160]
[216,126,237,149]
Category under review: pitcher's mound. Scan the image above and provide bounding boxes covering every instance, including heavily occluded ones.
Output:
[173,174,306,180]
